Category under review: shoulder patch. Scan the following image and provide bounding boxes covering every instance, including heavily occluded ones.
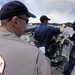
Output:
[0,55,5,74]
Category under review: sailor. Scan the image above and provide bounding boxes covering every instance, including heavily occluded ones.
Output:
[63,22,75,75]
[0,1,51,75]
[33,15,65,58]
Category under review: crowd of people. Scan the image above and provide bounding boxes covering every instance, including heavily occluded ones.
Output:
[0,0,75,75]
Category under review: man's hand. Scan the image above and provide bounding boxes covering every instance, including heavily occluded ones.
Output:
[62,24,66,28]
[60,24,66,32]
[73,55,75,59]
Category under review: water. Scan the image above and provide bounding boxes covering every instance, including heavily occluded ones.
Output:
[64,26,74,36]
[20,26,75,45]
[20,26,74,75]
[53,25,74,36]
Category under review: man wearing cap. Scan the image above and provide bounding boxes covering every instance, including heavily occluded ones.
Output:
[33,15,65,58]
[0,1,51,75]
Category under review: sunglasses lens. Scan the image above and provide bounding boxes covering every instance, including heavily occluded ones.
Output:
[26,19,29,23]
[18,17,29,23]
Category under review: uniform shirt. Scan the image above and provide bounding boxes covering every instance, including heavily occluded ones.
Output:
[66,33,75,75]
[70,33,75,63]
[0,30,51,75]
[34,23,60,49]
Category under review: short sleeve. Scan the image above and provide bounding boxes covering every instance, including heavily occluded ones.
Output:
[34,51,51,75]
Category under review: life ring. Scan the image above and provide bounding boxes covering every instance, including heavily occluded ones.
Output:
[61,38,73,45]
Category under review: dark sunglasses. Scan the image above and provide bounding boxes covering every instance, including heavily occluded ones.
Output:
[18,16,29,23]
[8,16,29,23]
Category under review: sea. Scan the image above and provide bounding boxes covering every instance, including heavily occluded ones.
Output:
[20,25,74,75]
[20,25,75,46]
[63,26,74,36]
[51,25,75,36]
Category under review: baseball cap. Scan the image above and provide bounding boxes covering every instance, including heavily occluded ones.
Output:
[0,1,36,20]
[40,15,51,22]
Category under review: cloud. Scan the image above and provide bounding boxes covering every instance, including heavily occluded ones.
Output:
[23,0,75,23]
[0,0,75,23]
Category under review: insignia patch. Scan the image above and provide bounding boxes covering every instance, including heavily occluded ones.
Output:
[0,55,5,74]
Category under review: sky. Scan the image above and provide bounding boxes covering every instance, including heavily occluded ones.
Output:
[0,0,75,23]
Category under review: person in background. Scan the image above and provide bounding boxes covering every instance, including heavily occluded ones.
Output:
[63,22,75,75]
[0,1,51,75]
[33,15,65,58]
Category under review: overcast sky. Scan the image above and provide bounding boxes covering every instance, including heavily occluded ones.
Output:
[0,0,75,23]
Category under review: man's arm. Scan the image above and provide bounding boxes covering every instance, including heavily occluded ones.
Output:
[60,24,66,33]
[36,52,51,75]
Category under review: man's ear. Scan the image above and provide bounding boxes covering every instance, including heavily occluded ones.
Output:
[11,16,18,28]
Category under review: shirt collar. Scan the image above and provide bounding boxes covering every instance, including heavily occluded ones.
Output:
[40,23,47,26]
[0,30,22,42]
